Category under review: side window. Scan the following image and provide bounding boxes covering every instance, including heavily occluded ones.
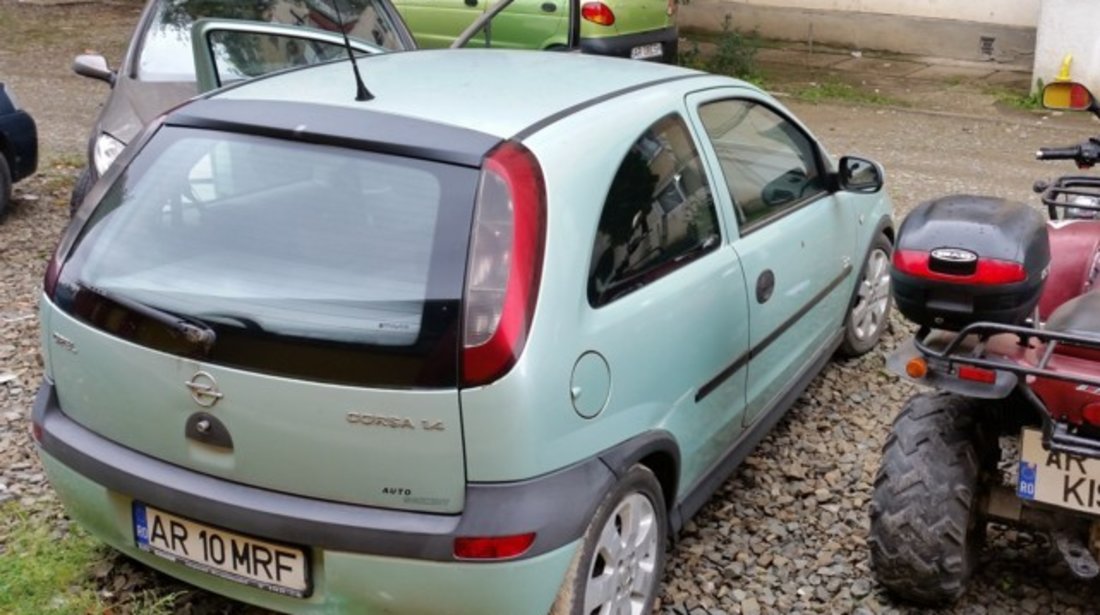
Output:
[698,100,826,231]
[588,114,721,307]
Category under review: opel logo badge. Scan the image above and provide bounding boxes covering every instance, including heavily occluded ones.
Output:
[930,247,978,263]
[185,371,223,408]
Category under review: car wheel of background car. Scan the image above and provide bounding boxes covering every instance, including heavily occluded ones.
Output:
[68,166,94,217]
[0,154,11,221]
[869,391,992,606]
[551,464,667,615]
[838,233,893,357]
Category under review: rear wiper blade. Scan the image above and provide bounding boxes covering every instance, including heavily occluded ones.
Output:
[78,283,216,352]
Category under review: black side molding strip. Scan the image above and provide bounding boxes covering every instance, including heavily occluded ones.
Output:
[511,73,709,142]
[676,328,844,531]
[696,263,853,403]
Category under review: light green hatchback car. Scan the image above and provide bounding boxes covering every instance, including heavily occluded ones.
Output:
[393,0,678,62]
[35,21,893,615]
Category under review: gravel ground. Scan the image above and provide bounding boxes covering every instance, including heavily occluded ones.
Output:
[3,2,1100,613]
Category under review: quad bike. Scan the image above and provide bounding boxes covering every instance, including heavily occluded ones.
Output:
[869,80,1100,605]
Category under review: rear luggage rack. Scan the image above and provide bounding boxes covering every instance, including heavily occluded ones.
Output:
[1040,175,1100,219]
[911,322,1100,459]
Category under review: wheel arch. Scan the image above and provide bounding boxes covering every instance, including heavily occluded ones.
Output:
[598,430,680,517]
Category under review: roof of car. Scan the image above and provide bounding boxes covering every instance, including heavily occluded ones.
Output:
[214,49,717,139]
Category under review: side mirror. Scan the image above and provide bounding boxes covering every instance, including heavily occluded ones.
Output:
[1042,81,1096,112]
[73,54,115,85]
[838,156,884,194]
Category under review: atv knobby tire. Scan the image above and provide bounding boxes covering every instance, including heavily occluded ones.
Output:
[869,391,988,606]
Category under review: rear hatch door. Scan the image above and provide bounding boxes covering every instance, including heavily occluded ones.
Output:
[47,120,480,514]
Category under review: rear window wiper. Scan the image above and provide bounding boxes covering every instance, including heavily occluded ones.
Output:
[77,283,216,353]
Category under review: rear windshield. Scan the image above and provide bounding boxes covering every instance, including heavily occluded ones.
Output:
[137,0,407,82]
[56,126,477,387]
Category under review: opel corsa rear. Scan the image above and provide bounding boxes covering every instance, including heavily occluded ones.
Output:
[34,40,893,614]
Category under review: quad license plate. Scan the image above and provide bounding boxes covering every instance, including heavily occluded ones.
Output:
[1018,427,1100,515]
[630,42,663,60]
[133,503,310,597]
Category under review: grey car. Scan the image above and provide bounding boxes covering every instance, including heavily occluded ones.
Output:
[70,0,416,213]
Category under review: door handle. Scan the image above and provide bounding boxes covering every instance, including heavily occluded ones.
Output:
[465,0,477,6]
[541,2,557,11]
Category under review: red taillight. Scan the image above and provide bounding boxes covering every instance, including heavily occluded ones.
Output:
[582,2,615,26]
[892,250,1027,285]
[957,365,997,384]
[1083,403,1100,427]
[462,142,546,387]
[454,533,536,560]
[1071,83,1093,109]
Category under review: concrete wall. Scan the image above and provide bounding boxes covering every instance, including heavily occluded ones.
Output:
[1033,0,1100,95]
[679,0,1039,65]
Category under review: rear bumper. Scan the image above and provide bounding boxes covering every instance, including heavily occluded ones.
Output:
[580,26,679,63]
[33,380,603,611]
[40,449,578,614]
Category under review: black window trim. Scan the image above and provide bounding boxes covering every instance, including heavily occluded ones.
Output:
[587,111,723,309]
[696,96,833,238]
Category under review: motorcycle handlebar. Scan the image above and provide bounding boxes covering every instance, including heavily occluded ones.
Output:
[1036,146,1083,160]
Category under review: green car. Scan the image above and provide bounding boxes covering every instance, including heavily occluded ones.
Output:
[36,19,892,615]
[394,0,678,62]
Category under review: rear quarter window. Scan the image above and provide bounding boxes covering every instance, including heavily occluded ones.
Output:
[588,113,720,307]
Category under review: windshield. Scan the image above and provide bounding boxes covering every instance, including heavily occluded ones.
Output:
[138,0,407,82]
[56,126,478,387]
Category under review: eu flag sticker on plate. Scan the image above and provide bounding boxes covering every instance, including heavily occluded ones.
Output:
[1018,460,1037,500]
[133,503,150,546]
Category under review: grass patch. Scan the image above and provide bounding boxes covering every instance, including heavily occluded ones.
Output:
[679,15,763,84]
[986,80,1044,111]
[0,505,177,614]
[793,80,906,106]
[0,505,107,613]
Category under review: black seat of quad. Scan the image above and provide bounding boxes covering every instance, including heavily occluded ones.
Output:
[1046,289,1100,340]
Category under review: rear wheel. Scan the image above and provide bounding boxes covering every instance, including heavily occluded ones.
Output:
[839,233,892,357]
[869,391,988,605]
[0,155,11,221]
[552,464,667,615]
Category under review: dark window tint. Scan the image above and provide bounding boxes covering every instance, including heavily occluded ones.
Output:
[588,114,720,307]
[698,100,825,230]
[138,0,407,82]
[56,126,478,388]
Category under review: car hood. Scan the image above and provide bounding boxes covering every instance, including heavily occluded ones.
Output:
[100,77,198,145]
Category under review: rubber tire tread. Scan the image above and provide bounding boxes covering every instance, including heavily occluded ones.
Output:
[869,391,984,606]
[0,154,10,221]
[838,232,893,358]
[550,464,667,615]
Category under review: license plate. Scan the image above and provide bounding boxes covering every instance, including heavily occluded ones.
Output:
[630,43,663,60]
[133,503,310,597]
[1018,428,1100,515]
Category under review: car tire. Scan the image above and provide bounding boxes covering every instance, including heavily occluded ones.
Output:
[550,464,667,615]
[868,391,988,606]
[838,232,893,357]
[0,154,11,222]
[69,165,95,217]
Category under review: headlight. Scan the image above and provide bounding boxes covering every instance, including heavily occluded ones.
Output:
[93,133,126,176]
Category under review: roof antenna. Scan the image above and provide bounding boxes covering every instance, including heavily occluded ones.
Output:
[330,0,373,101]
